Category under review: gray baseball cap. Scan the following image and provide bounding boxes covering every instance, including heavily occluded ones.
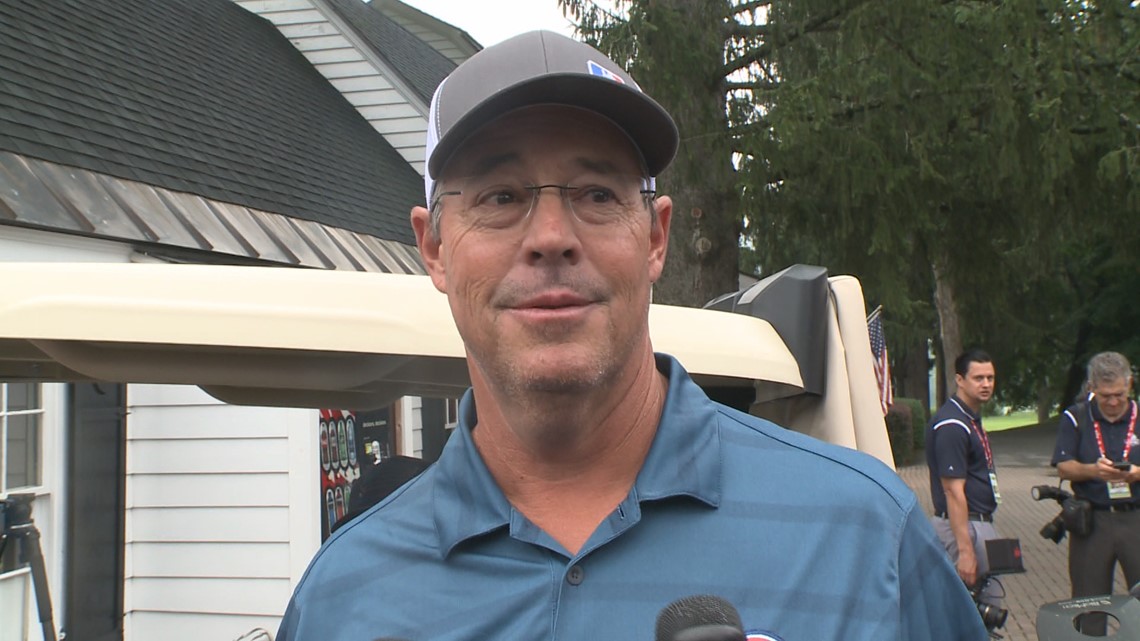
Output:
[424,30,679,205]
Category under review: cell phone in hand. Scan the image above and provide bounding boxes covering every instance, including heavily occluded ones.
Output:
[1113,461,1132,471]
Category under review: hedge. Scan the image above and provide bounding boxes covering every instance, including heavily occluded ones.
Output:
[886,397,930,467]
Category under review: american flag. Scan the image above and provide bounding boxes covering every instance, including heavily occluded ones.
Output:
[867,307,893,415]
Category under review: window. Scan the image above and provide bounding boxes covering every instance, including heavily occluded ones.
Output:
[1,383,43,492]
[444,398,459,429]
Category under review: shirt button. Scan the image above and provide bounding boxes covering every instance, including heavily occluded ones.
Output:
[566,565,584,586]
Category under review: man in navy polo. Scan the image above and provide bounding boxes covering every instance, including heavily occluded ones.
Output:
[927,348,1005,608]
[278,30,986,641]
[1052,351,1140,635]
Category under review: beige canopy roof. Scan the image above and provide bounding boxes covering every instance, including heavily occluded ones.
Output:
[0,262,801,408]
[0,262,894,468]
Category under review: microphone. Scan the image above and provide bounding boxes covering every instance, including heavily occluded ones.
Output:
[655,594,747,641]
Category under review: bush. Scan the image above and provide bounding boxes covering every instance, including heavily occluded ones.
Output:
[886,403,915,467]
[896,397,929,455]
[886,397,930,467]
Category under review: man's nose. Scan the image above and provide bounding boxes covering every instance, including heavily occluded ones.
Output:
[522,188,582,262]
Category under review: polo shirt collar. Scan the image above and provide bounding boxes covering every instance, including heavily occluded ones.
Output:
[949,395,981,422]
[431,353,723,557]
[633,354,723,506]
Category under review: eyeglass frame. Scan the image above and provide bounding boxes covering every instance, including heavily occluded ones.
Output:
[427,176,658,236]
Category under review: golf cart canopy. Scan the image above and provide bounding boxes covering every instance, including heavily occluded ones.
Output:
[0,262,892,466]
[0,262,801,409]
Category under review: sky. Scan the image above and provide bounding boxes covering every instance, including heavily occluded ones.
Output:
[397,0,577,46]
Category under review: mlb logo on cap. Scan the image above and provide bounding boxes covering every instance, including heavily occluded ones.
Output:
[587,60,625,85]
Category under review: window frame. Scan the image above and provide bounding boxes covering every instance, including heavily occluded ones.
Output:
[1,382,47,494]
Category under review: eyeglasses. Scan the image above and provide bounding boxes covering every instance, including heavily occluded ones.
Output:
[431,174,655,229]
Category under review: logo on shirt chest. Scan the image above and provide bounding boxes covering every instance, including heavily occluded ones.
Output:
[746,632,785,641]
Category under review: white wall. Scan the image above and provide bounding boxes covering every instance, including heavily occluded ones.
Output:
[0,384,66,641]
[124,385,319,641]
[0,225,134,263]
[401,396,422,458]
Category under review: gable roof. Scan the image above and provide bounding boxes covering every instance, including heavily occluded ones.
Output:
[0,0,423,247]
[370,0,481,66]
[321,0,457,106]
[238,0,462,175]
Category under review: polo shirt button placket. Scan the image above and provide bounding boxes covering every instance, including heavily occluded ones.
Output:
[566,564,585,586]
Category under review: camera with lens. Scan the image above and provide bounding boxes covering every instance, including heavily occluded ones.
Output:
[1038,512,1067,544]
[1031,484,1092,544]
[0,493,35,550]
[1,493,34,530]
[970,575,1009,633]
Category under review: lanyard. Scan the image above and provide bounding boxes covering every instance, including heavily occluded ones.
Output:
[951,398,994,470]
[970,418,994,471]
[1090,401,1137,462]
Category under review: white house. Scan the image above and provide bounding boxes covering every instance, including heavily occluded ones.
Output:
[0,1,481,639]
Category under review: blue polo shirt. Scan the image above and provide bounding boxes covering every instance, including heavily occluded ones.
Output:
[1051,400,1140,508]
[279,355,984,641]
[926,396,998,516]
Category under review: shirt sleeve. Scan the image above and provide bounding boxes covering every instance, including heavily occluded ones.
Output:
[930,420,971,479]
[1050,409,1081,466]
[276,599,298,641]
[897,504,988,639]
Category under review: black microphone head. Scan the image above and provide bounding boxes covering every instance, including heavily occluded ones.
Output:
[655,594,746,641]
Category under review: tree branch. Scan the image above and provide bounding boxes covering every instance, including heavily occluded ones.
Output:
[722,0,873,76]
[727,23,770,40]
[726,80,780,92]
[730,1,773,18]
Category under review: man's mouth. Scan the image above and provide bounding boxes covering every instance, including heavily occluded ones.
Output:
[514,291,592,310]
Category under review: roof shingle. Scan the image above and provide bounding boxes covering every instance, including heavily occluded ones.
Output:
[0,0,427,246]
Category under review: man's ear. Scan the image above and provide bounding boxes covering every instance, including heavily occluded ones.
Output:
[411,206,447,293]
[648,195,672,283]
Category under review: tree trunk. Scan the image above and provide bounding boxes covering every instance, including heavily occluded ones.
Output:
[636,0,740,307]
[931,257,962,402]
[1060,319,1092,412]
[933,337,947,408]
[896,333,932,414]
[1036,382,1052,425]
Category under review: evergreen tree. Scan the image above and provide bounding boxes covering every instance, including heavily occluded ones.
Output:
[559,0,1139,413]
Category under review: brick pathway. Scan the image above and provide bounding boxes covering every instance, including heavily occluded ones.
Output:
[897,423,1131,641]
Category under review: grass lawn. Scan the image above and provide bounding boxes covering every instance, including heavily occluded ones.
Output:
[985,410,1044,432]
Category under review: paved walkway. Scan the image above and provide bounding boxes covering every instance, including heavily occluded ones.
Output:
[897,422,1131,641]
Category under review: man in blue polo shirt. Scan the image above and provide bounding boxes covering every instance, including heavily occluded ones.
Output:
[1051,351,1140,635]
[278,30,985,641]
[926,348,1004,609]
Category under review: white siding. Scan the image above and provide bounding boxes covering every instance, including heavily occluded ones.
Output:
[125,612,281,641]
[124,385,319,641]
[236,0,430,175]
[0,224,134,262]
[401,395,422,458]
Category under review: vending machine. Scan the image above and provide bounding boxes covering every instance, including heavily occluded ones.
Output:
[318,406,395,540]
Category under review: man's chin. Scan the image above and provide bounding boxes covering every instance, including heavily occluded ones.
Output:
[518,362,607,394]
[499,350,614,395]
